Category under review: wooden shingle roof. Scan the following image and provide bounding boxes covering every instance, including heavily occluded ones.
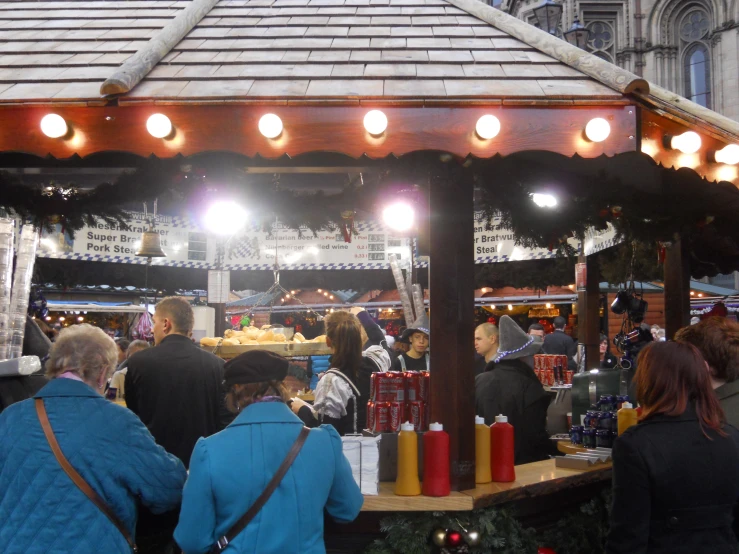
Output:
[0,0,624,103]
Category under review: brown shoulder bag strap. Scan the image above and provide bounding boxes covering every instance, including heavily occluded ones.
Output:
[35,398,138,553]
[213,426,310,552]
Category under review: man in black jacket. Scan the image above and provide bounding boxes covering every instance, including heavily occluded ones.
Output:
[126,297,231,553]
[542,316,577,370]
[475,316,555,465]
[126,296,230,467]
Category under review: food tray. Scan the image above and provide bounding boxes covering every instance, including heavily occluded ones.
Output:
[204,341,332,359]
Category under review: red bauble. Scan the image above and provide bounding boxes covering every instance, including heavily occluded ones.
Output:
[538,548,557,554]
[487,317,496,323]
[446,531,463,547]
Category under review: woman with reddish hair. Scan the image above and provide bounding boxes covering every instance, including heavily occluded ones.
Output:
[606,341,739,554]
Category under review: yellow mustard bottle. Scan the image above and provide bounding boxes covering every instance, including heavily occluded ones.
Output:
[475,416,492,484]
[395,422,421,496]
[617,402,638,436]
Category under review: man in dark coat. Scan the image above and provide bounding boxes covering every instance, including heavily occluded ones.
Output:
[542,316,577,370]
[126,297,230,467]
[125,296,231,554]
[475,316,555,465]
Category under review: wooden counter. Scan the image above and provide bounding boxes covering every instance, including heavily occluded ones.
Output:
[360,459,611,512]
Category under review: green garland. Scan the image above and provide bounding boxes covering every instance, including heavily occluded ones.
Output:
[363,489,613,554]
[364,507,538,554]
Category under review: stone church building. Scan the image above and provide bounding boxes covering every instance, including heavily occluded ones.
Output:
[501,0,739,123]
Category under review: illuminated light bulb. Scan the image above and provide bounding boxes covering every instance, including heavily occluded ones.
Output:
[546,303,552,308]
[290,290,296,294]
[77,316,84,322]
[363,110,387,135]
[584,118,610,142]
[698,293,704,297]
[323,292,329,296]
[475,114,501,140]
[690,291,695,296]
[258,113,283,139]
[532,193,558,208]
[507,304,513,311]
[715,144,739,165]
[330,295,334,299]
[281,298,285,302]
[285,294,290,299]
[670,131,702,154]
[41,114,68,138]
[203,201,248,236]
[45,316,52,321]
[317,289,322,293]
[382,202,415,232]
[146,114,172,138]
[490,305,496,310]
[58,316,65,322]
[481,287,489,293]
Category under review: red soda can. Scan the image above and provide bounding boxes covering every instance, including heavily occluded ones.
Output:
[407,401,424,432]
[419,371,430,403]
[405,372,422,402]
[546,368,555,386]
[368,401,390,433]
[388,372,406,402]
[389,401,403,432]
[566,370,574,385]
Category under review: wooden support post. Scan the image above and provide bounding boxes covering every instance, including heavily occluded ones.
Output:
[664,238,691,338]
[428,157,476,491]
[210,303,227,338]
[577,254,601,370]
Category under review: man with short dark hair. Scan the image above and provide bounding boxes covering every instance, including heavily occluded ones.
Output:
[542,316,577,370]
[528,323,545,340]
[125,297,231,553]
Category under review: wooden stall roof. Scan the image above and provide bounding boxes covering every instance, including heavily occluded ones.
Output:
[0,0,627,105]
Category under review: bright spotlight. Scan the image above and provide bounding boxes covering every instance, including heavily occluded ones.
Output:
[531,193,558,208]
[41,114,68,138]
[584,118,610,142]
[363,110,388,136]
[147,114,172,138]
[475,115,501,140]
[258,113,283,139]
[203,201,248,236]
[382,202,415,232]
[670,131,701,154]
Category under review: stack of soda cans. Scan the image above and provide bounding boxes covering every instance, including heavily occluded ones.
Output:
[570,394,630,448]
[533,354,574,386]
[367,371,430,433]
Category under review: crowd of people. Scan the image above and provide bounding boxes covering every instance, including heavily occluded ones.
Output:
[1,294,738,553]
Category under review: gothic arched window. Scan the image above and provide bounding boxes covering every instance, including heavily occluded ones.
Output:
[679,10,711,108]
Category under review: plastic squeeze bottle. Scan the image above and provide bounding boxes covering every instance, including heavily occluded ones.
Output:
[617,402,638,436]
[422,422,450,497]
[490,414,516,482]
[475,416,492,484]
[395,422,421,496]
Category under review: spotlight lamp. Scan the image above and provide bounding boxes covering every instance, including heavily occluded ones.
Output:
[714,144,739,165]
[584,118,610,142]
[382,201,415,232]
[475,115,501,140]
[203,201,248,236]
[146,114,173,139]
[531,193,558,208]
[41,114,68,138]
[258,113,283,139]
[665,131,702,154]
[363,110,388,136]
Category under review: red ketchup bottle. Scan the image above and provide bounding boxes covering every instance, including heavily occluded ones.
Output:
[422,422,450,497]
[490,414,516,482]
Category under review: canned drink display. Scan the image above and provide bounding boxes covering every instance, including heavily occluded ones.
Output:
[596,429,614,449]
[419,371,430,403]
[582,428,597,448]
[388,401,403,432]
[407,401,425,432]
[367,401,389,433]
[597,411,613,431]
[404,372,422,402]
[570,425,584,445]
[374,372,405,402]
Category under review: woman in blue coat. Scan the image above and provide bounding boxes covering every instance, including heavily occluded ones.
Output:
[174,349,363,554]
[0,324,187,554]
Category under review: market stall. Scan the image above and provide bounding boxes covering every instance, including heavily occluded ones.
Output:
[1,0,739,550]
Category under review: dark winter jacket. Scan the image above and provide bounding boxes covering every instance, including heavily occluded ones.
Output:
[542,329,577,370]
[606,406,739,554]
[475,358,554,464]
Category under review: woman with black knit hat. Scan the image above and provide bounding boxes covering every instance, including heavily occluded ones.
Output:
[174,349,362,554]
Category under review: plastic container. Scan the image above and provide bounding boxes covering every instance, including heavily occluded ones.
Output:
[617,402,638,436]
[490,414,515,483]
[422,422,450,496]
[474,416,492,484]
[395,422,421,496]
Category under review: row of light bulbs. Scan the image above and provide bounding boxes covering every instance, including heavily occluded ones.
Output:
[39,111,739,166]
[280,290,334,302]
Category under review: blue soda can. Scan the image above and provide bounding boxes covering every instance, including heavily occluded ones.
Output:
[596,429,614,448]
[570,425,584,445]
[582,428,597,448]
